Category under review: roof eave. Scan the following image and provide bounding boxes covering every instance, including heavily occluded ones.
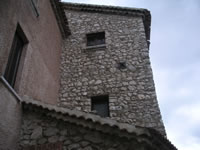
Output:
[21,98,177,150]
[50,0,71,39]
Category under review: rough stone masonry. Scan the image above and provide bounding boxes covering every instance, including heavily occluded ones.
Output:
[59,5,165,135]
[19,107,161,150]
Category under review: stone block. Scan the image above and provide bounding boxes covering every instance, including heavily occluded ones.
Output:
[30,126,43,139]
[44,128,58,136]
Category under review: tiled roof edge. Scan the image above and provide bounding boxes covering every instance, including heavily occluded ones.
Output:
[22,98,177,150]
[50,0,71,38]
[22,98,144,135]
[62,2,151,44]
[62,2,148,13]
[148,128,177,150]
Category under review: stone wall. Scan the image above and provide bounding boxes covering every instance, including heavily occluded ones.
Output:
[59,9,165,134]
[20,109,147,150]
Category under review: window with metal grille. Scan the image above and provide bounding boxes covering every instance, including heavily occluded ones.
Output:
[91,95,109,117]
[4,27,26,88]
[86,32,105,46]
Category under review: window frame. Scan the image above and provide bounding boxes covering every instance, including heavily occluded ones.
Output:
[86,32,106,47]
[4,24,28,88]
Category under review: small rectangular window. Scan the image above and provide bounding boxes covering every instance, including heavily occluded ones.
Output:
[91,95,109,117]
[87,32,105,47]
[4,26,26,88]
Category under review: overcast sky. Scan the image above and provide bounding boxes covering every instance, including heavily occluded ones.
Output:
[62,0,200,149]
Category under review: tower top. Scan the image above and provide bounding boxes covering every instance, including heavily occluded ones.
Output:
[62,2,151,42]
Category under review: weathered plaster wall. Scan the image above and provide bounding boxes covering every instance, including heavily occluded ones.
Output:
[0,79,22,150]
[20,109,147,150]
[60,10,165,134]
[0,0,62,104]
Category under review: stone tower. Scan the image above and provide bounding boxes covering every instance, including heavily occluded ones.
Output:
[59,2,165,135]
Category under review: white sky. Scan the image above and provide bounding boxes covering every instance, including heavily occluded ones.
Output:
[62,0,200,149]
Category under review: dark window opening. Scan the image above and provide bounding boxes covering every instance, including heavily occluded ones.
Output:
[87,32,105,46]
[91,95,109,117]
[4,26,26,88]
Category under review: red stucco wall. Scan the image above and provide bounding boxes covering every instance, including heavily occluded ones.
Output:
[0,0,62,104]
